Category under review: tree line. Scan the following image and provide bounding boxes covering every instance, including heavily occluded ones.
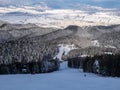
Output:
[68,54,120,77]
[0,57,60,74]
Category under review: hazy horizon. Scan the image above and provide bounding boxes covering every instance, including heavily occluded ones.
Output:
[0,0,120,9]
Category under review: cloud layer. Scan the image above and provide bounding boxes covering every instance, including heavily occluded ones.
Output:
[0,0,119,9]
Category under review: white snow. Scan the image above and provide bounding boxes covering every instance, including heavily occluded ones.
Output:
[54,44,76,61]
[91,40,100,47]
[0,6,120,28]
[80,54,90,57]
[94,60,100,73]
[105,45,116,49]
[104,52,113,55]
[94,60,99,66]
[0,62,120,90]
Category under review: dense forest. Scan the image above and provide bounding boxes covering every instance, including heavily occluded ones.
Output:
[0,39,60,74]
[68,54,120,77]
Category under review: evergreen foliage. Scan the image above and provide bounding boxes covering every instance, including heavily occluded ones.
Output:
[68,54,120,77]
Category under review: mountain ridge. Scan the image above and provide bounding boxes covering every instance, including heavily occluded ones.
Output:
[0,21,120,63]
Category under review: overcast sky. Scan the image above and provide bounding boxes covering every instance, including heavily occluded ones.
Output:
[0,0,119,9]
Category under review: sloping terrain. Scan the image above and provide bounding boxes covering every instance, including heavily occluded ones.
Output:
[0,62,120,90]
[0,21,57,42]
[0,21,120,63]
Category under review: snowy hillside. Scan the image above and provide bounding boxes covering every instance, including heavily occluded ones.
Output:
[0,5,120,28]
[0,1,120,89]
[54,44,76,61]
[0,62,120,90]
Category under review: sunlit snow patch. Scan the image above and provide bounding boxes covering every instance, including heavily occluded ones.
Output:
[91,40,100,47]
[104,45,116,49]
[104,52,113,55]
[54,44,76,61]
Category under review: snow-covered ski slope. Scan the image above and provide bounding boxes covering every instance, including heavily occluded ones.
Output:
[0,62,120,90]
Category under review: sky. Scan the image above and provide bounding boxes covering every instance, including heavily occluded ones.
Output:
[0,0,120,9]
